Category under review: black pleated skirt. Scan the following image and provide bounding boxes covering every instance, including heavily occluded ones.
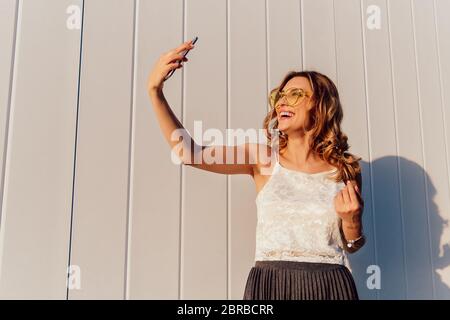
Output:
[243,260,359,300]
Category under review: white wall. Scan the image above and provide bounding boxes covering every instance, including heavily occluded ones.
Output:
[0,0,449,300]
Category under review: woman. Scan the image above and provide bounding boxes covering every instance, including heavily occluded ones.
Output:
[148,40,366,300]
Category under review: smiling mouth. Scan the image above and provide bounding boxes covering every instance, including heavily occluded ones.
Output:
[278,111,295,120]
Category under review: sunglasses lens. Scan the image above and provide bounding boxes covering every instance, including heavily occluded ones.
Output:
[269,90,280,107]
[269,88,307,107]
[287,90,302,105]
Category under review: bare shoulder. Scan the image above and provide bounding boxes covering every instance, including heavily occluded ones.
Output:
[245,142,276,177]
[245,143,277,194]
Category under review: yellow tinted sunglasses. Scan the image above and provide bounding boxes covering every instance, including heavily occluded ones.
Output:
[269,87,312,108]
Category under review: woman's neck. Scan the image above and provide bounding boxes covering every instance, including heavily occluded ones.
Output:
[281,134,322,167]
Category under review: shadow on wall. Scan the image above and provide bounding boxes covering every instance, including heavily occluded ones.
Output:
[348,157,450,300]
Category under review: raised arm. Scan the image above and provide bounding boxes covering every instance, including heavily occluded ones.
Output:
[337,171,365,253]
[147,40,263,176]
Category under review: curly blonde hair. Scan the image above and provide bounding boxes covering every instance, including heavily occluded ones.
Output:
[263,70,362,184]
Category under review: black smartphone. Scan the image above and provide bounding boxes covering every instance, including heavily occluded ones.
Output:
[164,36,198,81]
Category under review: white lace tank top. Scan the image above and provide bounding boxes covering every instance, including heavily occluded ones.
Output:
[254,155,351,270]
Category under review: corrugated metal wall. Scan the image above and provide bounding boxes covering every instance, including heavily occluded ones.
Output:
[0,0,449,300]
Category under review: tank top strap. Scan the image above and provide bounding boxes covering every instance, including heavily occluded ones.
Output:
[258,143,280,178]
[270,134,280,164]
[269,143,280,174]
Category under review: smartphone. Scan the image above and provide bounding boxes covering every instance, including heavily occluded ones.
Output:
[164,36,198,81]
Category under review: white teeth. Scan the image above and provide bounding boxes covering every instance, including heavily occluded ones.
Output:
[280,111,294,117]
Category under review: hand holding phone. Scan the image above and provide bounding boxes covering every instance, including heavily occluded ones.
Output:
[164,36,198,81]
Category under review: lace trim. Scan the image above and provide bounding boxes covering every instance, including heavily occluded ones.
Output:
[262,249,339,258]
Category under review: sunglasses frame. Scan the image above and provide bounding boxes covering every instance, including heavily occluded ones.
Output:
[269,87,312,108]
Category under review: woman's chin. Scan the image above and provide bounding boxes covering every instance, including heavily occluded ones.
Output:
[277,122,288,131]
[278,126,300,136]
[278,125,290,133]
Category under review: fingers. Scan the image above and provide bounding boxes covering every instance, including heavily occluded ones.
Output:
[171,41,195,56]
[345,181,358,205]
[334,191,343,207]
[172,40,195,57]
[341,185,350,204]
[344,180,364,211]
[348,179,363,203]
[166,61,183,71]
[347,179,360,193]
[161,54,188,77]
[161,41,194,73]
[165,57,189,72]
[354,185,363,203]
[335,180,364,220]
[164,52,187,64]
[178,40,195,52]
